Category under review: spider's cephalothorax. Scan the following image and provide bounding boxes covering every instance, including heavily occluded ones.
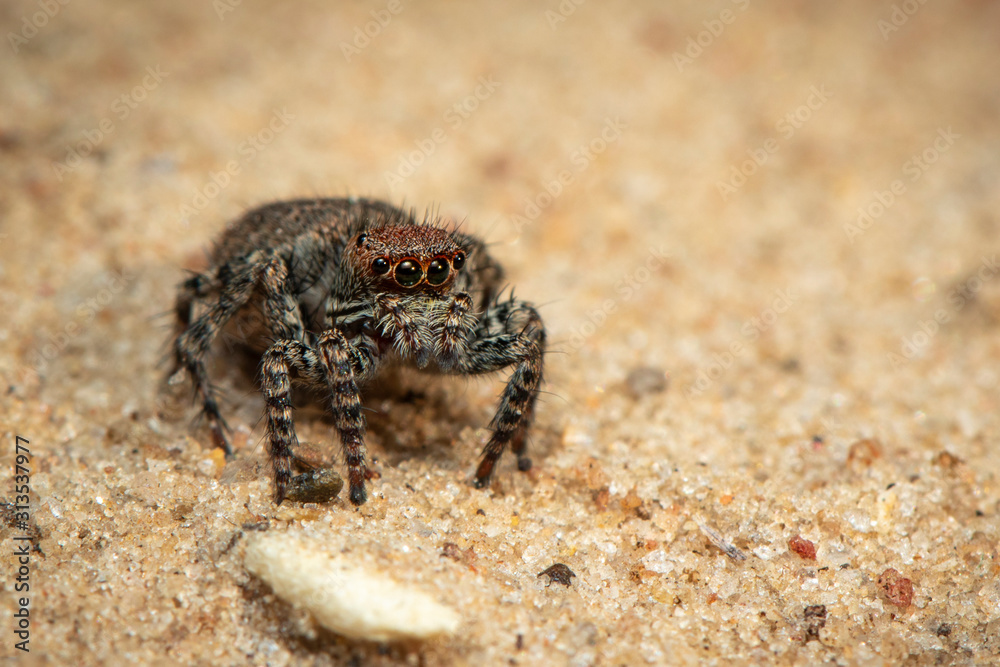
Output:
[168,198,545,506]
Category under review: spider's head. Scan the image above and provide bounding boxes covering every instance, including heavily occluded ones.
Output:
[349,226,467,293]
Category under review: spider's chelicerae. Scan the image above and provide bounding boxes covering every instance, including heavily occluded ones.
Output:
[168,198,546,506]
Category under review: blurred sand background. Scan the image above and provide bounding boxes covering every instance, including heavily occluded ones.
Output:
[1,1,999,664]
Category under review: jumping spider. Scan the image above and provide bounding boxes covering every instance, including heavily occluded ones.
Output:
[169,198,546,506]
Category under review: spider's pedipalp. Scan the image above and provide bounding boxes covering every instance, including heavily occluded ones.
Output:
[432,292,476,371]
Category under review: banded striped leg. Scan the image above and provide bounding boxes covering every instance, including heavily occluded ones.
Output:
[260,340,326,504]
[169,262,261,455]
[456,299,546,488]
[316,329,377,506]
[260,258,305,342]
[256,257,329,503]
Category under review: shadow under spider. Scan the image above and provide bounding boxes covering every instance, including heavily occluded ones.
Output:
[225,343,490,470]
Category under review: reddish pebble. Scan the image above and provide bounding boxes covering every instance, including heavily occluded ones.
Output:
[788,535,817,560]
[848,438,883,467]
[933,451,963,469]
[878,568,914,607]
[593,487,610,512]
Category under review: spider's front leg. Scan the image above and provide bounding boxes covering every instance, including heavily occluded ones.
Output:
[257,257,328,503]
[449,295,546,488]
[315,328,379,505]
[263,328,377,506]
[260,339,326,504]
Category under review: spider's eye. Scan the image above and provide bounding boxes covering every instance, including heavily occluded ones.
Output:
[356,234,367,247]
[371,257,390,274]
[394,259,423,287]
[427,258,450,285]
[452,252,466,271]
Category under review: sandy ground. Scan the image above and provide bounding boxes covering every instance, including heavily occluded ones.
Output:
[2,1,1000,665]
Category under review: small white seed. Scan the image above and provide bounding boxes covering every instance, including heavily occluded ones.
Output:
[244,533,460,642]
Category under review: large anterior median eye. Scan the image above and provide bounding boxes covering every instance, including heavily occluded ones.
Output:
[426,258,450,285]
[394,259,423,287]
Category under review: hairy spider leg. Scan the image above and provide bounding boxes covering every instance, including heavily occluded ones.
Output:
[315,329,379,505]
[452,296,545,487]
[260,339,325,504]
[170,256,268,455]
